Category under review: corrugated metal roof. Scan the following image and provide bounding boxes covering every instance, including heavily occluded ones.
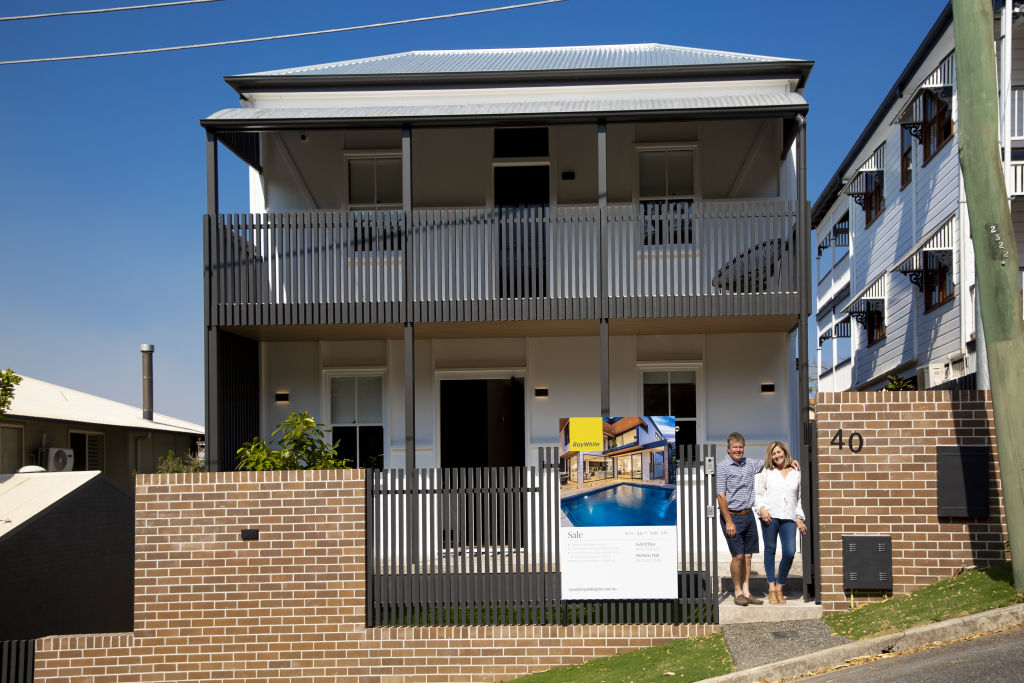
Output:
[206,91,806,123]
[7,376,203,435]
[243,43,795,77]
[0,471,101,539]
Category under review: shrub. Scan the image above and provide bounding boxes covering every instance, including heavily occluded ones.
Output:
[236,410,350,471]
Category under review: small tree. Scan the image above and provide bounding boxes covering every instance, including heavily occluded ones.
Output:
[882,373,916,391]
[236,410,350,471]
[0,369,22,420]
[157,449,205,474]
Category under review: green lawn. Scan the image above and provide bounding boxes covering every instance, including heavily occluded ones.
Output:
[509,632,733,682]
[825,562,1023,640]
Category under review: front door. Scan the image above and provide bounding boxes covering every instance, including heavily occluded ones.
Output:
[439,377,525,468]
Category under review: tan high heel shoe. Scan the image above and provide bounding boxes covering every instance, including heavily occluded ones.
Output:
[776,586,787,604]
[768,584,780,604]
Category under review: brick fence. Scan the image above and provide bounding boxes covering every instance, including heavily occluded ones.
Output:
[816,390,1008,614]
[34,470,713,682]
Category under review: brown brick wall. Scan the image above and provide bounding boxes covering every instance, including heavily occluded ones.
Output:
[34,469,713,682]
[816,390,1008,614]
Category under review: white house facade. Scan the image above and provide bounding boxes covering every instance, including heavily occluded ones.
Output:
[200,44,815,472]
[812,3,1024,392]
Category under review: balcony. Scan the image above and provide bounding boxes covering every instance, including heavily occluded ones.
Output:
[1010,86,1024,196]
[205,200,801,326]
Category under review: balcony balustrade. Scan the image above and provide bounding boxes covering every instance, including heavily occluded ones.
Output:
[205,200,800,326]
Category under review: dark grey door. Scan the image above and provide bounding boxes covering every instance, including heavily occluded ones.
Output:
[494,165,549,298]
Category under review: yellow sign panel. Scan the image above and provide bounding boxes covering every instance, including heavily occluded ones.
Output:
[568,417,603,452]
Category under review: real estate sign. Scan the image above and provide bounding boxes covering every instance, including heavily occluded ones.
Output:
[557,416,678,600]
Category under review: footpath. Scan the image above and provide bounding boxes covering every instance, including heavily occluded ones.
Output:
[709,558,1024,681]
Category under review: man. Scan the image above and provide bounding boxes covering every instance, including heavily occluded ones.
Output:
[716,431,764,606]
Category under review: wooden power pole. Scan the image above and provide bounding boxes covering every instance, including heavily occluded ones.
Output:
[953,0,1024,589]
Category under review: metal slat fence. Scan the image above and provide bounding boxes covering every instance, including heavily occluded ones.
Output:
[366,445,717,627]
[0,640,34,683]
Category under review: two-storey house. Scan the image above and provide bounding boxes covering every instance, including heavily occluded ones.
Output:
[813,2,1024,391]
[200,44,814,472]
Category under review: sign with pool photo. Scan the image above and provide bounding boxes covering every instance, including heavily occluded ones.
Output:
[557,416,678,600]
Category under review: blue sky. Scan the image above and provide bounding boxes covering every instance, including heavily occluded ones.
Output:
[0,0,948,425]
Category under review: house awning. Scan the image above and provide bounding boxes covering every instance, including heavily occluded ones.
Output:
[892,214,956,273]
[842,144,885,198]
[891,215,956,291]
[892,51,955,133]
[841,274,886,328]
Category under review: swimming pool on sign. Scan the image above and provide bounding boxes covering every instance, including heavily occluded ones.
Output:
[560,483,677,527]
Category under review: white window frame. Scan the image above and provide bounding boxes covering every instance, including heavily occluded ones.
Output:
[635,362,705,447]
[634,144,700,247]
[321,368,387,469]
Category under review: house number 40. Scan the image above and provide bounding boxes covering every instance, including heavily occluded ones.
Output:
[830,429,864,453]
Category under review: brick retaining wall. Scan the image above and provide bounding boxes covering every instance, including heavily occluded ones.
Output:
[34,470,713,682]
[816,391,1008,614]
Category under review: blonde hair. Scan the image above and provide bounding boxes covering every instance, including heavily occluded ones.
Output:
[764,441,792,470]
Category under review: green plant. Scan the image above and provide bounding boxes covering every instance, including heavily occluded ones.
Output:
[236,410,350,471]
[157,449,205,474]
[0,368,22,420]
[882,373,916,391]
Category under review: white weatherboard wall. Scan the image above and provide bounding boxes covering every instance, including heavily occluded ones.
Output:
[259,331,794,470]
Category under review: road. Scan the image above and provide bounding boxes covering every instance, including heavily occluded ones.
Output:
[804,626,1024,682]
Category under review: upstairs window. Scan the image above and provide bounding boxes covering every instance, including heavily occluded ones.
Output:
[900,126,914,188]
[865,300,886,346]
[863,172,884,228]
[817,232,832,282]
[494,127,549,158]
[835,318,852,365]
[638,149,695,245]
[924,249,955,312]
[348,156,402,209]
[819,329,834,372]
[832,213,849,264]
[922,90,953,164]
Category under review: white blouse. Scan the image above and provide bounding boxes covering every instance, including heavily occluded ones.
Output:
[754,468,805,521]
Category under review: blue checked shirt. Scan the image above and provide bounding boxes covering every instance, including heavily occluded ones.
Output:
[715,455,764,512]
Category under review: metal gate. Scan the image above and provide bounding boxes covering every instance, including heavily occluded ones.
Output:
[366,445,718,626]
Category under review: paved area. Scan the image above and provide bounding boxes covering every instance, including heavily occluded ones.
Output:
[717,557,822,624]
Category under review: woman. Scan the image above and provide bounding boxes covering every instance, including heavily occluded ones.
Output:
[754,441,806,604]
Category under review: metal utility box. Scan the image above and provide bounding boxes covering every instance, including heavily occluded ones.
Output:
[842,535,893,590]
[936,446,991,517]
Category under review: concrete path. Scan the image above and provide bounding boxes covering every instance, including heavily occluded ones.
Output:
[705,603,1024,683]
[717,557,821,625]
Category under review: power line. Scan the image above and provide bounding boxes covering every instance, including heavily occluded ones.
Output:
[0,0,568,66]
[0,0,223,22]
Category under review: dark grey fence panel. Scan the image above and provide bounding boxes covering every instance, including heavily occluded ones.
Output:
[366,449,561,627]
[0,640,34,683]
[367,444,718,627]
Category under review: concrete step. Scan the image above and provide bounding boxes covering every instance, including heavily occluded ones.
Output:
[716,559,821,624]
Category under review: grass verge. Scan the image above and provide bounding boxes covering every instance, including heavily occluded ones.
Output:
[509,632,732,682]
[825,561,1023,640]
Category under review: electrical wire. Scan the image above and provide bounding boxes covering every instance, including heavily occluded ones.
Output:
[0,0,223,22]
[0,0,568,66]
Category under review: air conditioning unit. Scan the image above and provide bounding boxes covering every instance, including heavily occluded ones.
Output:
[915,363,947,389]
[37,447,74,472]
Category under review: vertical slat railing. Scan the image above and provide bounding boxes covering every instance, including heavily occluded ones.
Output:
[0,640,34,683]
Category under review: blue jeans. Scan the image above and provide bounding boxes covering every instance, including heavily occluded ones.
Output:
[760,517,796,585]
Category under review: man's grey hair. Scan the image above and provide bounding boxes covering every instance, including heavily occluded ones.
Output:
[726,431,745,447]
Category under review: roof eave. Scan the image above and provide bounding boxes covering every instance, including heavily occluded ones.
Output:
[200,102,809,134]
[224,60,814,94]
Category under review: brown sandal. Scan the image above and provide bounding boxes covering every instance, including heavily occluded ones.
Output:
[768,585,780,604]
[776,586,787,604]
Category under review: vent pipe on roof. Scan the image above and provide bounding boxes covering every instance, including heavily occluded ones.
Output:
[141,344,154,421]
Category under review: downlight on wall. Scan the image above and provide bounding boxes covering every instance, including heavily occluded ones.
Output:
[760,382,775,395]
[534,387,549,399]
[274,391,290,404]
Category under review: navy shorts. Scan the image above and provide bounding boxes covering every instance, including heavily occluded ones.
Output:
[721,511,759,556]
